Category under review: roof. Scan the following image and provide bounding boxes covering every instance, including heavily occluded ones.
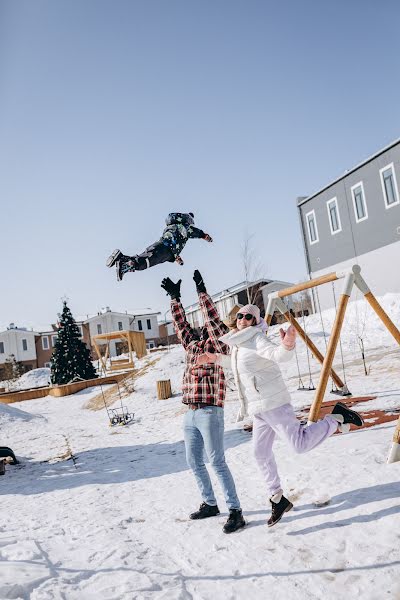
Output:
[184,278,272,313]
[297,137,400,207]
[82,309,161,322]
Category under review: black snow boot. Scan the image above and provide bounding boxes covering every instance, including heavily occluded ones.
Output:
[116,258,136,282]
[189,502,220,520]
[267,495,293,527]
[223,509,246,534]
[106,249,129,268]
[331,402,364,430]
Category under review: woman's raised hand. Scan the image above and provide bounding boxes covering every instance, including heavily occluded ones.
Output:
[196,352,217,365]
[279,325,296,350]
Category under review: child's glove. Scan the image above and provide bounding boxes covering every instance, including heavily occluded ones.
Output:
[193,270,207,294]
[161,278,182,301]
[279,325,296,350]
[203,233,213,242]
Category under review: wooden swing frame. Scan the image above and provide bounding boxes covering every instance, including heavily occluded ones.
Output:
[92,330,147,376]
[264,264,400,463]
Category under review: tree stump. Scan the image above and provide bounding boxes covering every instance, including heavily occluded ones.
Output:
[157,379,172,400]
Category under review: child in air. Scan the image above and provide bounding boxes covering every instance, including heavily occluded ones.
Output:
[106,212,213,281]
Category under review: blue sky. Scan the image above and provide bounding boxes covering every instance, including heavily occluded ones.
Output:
[1,0,400,327]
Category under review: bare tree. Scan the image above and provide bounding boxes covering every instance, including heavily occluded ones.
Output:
[241,232,266,304]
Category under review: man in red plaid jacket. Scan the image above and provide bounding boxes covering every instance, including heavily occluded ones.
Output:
[161,270,245,534]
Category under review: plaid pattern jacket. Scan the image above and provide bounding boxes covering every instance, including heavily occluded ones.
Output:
[171,292,229,406]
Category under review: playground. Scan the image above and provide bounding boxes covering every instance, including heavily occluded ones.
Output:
[1,290,399,599]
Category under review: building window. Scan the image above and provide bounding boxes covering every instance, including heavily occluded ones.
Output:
[77,325,83,337]
[147,319,151,330]
[22,339,28,351]
[305,210,319,244]
[52,335,58,347]
[138,320,143,331]
[0,342,4,354]
[44,362,51,368]
[42,336,49,350]
[380,163,399,208]
[326,197,342,235]
[351,182,368,222]
[147,341,155,349]
[118,321,123,331]
[97,324,102,335]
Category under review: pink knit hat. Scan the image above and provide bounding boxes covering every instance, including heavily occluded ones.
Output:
[239,304,268,332]
[238,304,261,324]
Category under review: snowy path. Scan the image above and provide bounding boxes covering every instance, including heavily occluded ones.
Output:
[1,325,400,598]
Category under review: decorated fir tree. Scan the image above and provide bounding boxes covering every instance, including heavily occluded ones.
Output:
[51,301,97,385]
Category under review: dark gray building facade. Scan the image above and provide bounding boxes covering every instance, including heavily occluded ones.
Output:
[297,138,400,309]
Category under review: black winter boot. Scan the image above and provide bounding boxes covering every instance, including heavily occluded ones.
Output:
[223,509,246,534]
[189,502,220,520]
[106,249,130,268]
[116,258,136,282]
[331,402,364,430]
[267,495,293,527]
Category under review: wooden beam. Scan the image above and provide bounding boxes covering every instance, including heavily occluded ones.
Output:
[308,279,352,423]
[364,292,400,345]
[277,272,339,298]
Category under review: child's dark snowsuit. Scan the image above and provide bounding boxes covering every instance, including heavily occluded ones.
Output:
[107,213,211,280]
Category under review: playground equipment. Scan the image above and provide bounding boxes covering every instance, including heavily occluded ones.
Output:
[99,379,134,427]
[265,264,400,464]
[92,330,147,376]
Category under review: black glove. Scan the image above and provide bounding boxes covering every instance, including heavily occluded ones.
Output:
[193,270,207,294]
[161,277,181,301]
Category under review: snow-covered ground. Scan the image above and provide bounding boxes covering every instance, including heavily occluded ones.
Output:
[1,294,400,599]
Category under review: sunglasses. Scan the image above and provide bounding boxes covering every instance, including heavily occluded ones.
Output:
[236,313,254,321]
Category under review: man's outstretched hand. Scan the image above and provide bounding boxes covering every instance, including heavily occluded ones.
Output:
[193,270,207,294]
[204,233,213,242]
[161,277,182,301]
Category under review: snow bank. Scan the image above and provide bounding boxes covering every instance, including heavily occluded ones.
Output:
[10,368,51,391]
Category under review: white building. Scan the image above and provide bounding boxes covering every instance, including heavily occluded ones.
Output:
[84,307,160,353]
[0,324,38,374]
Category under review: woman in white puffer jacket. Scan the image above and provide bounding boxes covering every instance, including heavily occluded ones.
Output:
[197,303,363,527]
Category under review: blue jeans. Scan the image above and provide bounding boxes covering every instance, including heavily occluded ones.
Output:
[183,405,241,510]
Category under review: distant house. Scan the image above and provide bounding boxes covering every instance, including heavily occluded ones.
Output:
[297,137,400,310]
[84,307,160,352]
[0,307,161,378]
[0,324,38,378]
[182,278,299,329]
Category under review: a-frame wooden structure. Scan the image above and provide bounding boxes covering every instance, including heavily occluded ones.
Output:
[264,264,400,463]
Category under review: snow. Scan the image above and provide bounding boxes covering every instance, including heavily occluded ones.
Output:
[1,294,400,599]
[9,368,51,391]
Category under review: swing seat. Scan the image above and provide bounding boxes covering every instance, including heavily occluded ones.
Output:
[109,407,134,426]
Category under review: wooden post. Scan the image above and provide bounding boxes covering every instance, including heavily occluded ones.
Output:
[308,274,354,423]
[387,416,400,463]
[364,292,400,345]
[157,380,172,400]
[93,342,107,376]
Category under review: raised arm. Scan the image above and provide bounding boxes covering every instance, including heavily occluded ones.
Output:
[255,328,295,363]
[170,299,199,350]
[187,226,213,242]
[161,277,198,350]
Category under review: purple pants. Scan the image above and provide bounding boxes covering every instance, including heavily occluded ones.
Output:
[253,403,338,497]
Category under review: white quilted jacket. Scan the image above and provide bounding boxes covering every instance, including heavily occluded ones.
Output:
[217,325,294,420]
